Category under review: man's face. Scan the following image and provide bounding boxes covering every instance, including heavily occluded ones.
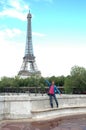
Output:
[52,81,55,85]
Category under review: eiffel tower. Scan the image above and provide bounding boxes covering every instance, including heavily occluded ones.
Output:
[18,11,41,77]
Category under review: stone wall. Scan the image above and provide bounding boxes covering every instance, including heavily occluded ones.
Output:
[0,96,4,120]
[0,94,86,120]
[31,94,86,110]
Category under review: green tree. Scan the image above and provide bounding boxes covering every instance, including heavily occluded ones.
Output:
[64,76,74,94]
[64,66,86,94]
[0,77,14,88]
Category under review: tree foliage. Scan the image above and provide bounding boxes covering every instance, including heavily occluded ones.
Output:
[0,65,86,94]
[64,66,86,94]
[0,75,65,88]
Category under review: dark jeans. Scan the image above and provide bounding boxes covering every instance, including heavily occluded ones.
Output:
[49,94,58,108]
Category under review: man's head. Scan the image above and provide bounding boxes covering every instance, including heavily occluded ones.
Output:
[52,81,55,85]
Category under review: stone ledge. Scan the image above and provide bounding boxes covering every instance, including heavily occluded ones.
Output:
[31,106,86,120]
[31,106,86,113]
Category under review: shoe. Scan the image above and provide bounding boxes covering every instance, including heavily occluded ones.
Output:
[57,105,58,108]
[51,103,53,108]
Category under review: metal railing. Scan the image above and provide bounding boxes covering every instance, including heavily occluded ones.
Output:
[0,86,64,96]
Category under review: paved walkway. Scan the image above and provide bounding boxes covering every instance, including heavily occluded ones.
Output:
[0,116,86,130]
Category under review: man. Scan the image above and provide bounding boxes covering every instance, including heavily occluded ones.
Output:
[46,80,61,108]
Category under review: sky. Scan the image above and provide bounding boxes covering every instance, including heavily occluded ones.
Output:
[0,0,86,78]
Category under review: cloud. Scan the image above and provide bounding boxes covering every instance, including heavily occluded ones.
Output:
[0,28,46,42]
[0,28,25,40]
[0,42,24,77]
[32,32,46,37]
[0,9,27,21]
[0,0,29,21]
[34,44,86,77]
[0,29,24,77]
[8,0,26,11]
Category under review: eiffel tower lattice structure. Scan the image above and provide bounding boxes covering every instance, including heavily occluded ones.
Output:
[18,11,41,77]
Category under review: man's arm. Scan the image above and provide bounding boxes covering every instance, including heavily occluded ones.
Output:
[55,85,61,94]
[45,80,51,87]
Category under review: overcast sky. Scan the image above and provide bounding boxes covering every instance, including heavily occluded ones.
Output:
[0,0,86,77]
